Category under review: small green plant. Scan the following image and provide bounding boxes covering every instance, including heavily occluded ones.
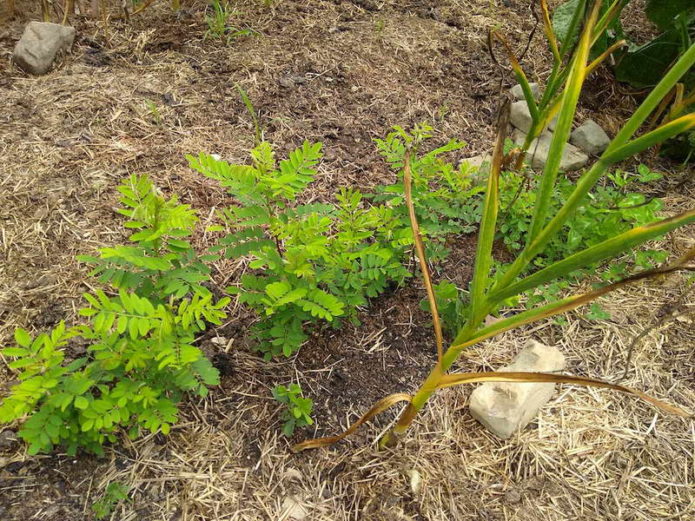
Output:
[144,99,162,126]
[92,481,130,520]
[189,142,410,359]
[272,383,313,436]
[373,124,484,260]
[0,175,227,455]
[204,0,255,43]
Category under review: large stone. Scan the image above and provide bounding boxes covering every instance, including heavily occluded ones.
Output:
[469,340,566,439]
[570,119,610,155]
[512,129,588,171]
[510,82,540,101]
[13,22,75,75]
[510,100,558,132]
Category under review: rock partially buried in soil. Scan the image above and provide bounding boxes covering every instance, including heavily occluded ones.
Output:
[570,118,610,155]
[460,153,491,184]
[469,340,566,439]
[512,129,588,171]
[13,22,75,75]
[510,100,557,133]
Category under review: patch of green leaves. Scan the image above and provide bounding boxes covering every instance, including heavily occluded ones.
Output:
[272,384,313,437]
[92,481,130,520]
[0,176,225,455]
[190,142,411,359]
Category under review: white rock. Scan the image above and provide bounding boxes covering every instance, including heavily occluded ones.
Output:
[13,22,75,75]
[281,496,308,520]
[510,82,540,101]
[570,119,610,155]
[512,129,588,171]
[469,340,566,439]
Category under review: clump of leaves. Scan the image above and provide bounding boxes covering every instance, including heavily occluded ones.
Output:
[204,0,255,43]
[92,481,130,520]
[272,383,313,436]
[189,142,410,359]
[373,124,484,261]
[0,175,226,455]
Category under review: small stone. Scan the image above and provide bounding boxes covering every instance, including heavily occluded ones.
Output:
[469,340,566,439]
[0,430,18,451]
[408,469,422,494]
[504,488,522,504]
[512,129,588,171]
[570,119,610,155]
[13,22,76,75]
[459,153,491,184]
[281,496,308,520]
[283,467,303,483]
[510,101,533,132]
[510,82,540,101]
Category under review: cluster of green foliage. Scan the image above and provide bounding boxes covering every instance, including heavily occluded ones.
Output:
[204,0,255,43]
[372,129,668,334]
[372,124,485,260]
[92,481,130,520]
[0,175,226,455]
[272,383,314,436]
[188,142,411,359]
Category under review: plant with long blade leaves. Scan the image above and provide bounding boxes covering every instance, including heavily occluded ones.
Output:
[293,4,695,452]
[492,0,629,169]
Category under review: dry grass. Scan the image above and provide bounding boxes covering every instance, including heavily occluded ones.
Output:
[1,1,694,520]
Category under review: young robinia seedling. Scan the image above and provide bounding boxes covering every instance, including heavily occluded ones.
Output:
[272,383,314,436]
[188,142,410,359]
[293,3,695,452]
[92,481,130,520]
[0,175,227,455]
[373,124,485,261]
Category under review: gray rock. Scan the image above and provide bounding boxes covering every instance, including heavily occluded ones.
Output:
[469,340,566,439]
[459,153,491,184]
[510,101,534,132]
[510,82,540,101]
[13,22,75,75]
[0,430,18,451]
[510,100,558,132]
[512,129,588,171]
[570,119,610,155]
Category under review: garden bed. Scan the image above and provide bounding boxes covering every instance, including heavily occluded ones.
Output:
[1,1,693,520]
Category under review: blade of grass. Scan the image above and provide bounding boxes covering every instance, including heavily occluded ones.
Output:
[450,247,694,353]
[526,0,601,245]
[438,372,690,417]
[541,0,561,62]
[467,101,508,326]
[608,43,695,151]
[490,31,540,120]
[403,150,443,363]
[602,114,695,163]
[291,392,412,452]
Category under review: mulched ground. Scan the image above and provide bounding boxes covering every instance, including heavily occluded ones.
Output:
[1,1,694,520]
